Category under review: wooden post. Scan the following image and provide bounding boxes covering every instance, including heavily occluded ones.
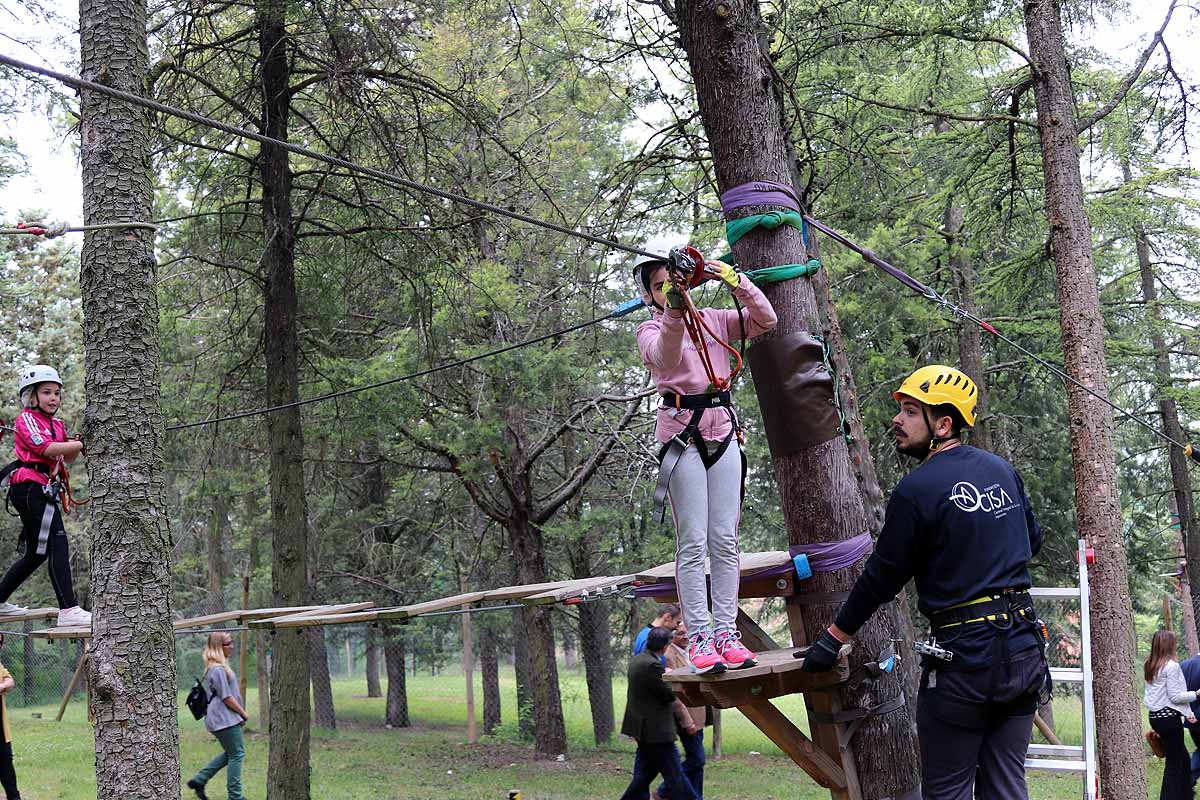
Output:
[240,574,249,699]
[463,601,477,743]
[1165,594,1174,631]
[711,707,722,760]
[345,638,352,677]
[56,645,88,722]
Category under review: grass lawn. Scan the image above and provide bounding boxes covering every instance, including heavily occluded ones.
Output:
[1,667,1167,798]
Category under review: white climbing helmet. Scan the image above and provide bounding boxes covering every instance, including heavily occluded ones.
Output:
[17,365,62,398]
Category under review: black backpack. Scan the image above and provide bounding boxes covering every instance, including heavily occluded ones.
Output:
[185,677,214,720]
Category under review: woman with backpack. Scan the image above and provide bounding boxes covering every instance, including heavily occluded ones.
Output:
[186,632,249,800]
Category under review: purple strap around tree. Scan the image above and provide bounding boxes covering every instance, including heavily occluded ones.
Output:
[790,532,874,573]
[720,180,801,213]
[632,533,874,598]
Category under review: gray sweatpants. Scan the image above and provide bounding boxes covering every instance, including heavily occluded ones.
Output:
[667,441,742,638]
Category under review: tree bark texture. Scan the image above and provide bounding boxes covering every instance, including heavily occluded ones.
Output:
[1128,164,1200,656]
[308,628,336,730]
[78,1,179,796]
[207,490,227,611]
[512,606,534,741]
[480,626,502,735]
[577,598,615,744]
[676,2,922,796]
[1024,2,1145,796]
[942,204,992,452]
[258,1,311,796]
[384,625,409,728]
[365,627,382,698]
[508,516,567,756]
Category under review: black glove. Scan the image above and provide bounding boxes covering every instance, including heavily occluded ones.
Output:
[798,629,844,673]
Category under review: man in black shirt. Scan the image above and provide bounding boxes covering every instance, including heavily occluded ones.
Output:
[803,365,1048,800]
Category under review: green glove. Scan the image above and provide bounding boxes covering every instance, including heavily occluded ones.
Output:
[663,280,686,310]
[715,262,740,289]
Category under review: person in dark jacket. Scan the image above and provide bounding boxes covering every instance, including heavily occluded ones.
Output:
[1178,652,1200,785]
[619,627,699,800]
[803,365,1048,800]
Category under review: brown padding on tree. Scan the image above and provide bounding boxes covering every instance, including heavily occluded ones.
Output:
[747,331,841,457]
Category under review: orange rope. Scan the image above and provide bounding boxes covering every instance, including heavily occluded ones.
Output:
[669,261,744,391]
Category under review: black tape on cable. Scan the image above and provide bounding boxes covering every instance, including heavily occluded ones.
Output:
[746,331,842,457]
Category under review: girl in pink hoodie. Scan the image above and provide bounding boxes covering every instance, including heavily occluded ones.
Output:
[634,256,777,673]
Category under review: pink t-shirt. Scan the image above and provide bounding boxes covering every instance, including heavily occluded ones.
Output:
[11,408,67,486]
[636,278,778,443]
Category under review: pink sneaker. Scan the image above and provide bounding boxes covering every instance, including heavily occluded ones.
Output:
[688,634,727,675]
[715,630,757,668]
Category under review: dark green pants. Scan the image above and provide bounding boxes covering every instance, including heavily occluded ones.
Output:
[192,724,244,800]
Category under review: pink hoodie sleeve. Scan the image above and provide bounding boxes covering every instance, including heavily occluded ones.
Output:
[637,313,687,371]
[716,274,778,341]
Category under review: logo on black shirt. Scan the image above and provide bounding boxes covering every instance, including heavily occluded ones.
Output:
[949,481,1018,517]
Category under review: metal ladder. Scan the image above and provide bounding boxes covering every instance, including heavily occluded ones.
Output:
[1024,538,1098,800]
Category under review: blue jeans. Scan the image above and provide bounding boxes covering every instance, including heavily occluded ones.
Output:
[658,729,705,799]
[619,741,698,800]
[191,724,244,800]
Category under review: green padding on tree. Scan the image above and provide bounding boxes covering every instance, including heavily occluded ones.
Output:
[746,331,842,458]
[726,211,805,246]
[718,212,821,284]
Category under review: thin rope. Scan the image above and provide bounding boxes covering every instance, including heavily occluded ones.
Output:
[805,213,1192,454]
[0,53,662,261]
[167,307,633,431]
[0,221,158,238]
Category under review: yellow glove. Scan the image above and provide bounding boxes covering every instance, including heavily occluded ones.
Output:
[715,262,740,289]
[663,281,686,310]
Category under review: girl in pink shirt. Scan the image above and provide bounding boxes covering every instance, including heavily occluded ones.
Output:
[634,256,777,673]
[0,366,91,628]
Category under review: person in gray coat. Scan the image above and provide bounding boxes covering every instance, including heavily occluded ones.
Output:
[618,627,699,800]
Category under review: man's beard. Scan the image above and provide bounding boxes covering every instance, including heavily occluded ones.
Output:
[893,430,928,460]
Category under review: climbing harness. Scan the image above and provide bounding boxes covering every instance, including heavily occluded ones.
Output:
[651,390,744,520]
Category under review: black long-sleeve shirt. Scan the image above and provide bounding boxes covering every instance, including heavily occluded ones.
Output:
[835,445,1044,668]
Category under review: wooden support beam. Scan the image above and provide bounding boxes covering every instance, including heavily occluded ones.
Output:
[739,698,847,790]
[56,645,88,722]
[735,608,780,652]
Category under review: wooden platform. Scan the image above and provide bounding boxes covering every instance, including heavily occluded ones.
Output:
[635,551,791,582]
[664,645,850,709]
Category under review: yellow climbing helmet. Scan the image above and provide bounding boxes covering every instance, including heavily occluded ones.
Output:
[893,365,977,427]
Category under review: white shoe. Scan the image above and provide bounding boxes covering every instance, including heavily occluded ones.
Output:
[56,606,92,627]
[0,602,28,615]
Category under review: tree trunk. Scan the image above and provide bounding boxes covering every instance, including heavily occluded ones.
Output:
[676,3,923,796]
[78,1,179,795]
[577,598,615,745]
[1128,163,1200,656]
[1024,3,1145,796]
[247,491,270,729]
[258,0,311,795]
[480,625,501,735]
[508,516,567,756]
[309,628,336,730]
[207,487,227,612]
[512,606,534,741]
[365,626,382,698]
[384,625,409,728]
[940,192,992,452]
